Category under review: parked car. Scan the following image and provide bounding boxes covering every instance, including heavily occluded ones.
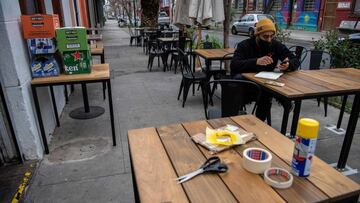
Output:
[339,33,360,47]
[158,12,170,28]
[231,14,275,36]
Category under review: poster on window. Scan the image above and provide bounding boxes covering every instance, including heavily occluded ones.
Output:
[337,2,351,9]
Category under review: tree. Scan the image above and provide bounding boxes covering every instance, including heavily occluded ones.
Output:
[223,0,232,71]
[141,0,159,27]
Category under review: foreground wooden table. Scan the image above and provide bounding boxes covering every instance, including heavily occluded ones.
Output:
[243,68,360,169]
[128,115,360,203]
[31,64,116,154]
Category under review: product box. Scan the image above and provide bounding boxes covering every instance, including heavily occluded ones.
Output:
[63,50,92,74]
[21,14,60,39]
[56,27,89,52]
[31,55,60,77]
[27,38,56,54]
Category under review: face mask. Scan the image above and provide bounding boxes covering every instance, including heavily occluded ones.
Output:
[258,38,271,50]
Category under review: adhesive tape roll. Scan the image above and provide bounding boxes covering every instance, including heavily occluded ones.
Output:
[264,167,293,189]
[242,147,272,174]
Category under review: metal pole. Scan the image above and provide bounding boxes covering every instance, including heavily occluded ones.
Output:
[133,0,137,26]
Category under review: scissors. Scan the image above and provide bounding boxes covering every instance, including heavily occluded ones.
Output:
[176,156,228,184]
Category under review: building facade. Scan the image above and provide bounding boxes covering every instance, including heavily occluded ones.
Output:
[234,0,360,31]
[0,0,104,164]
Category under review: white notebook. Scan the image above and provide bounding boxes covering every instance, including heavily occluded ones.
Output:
[254,72,283,80]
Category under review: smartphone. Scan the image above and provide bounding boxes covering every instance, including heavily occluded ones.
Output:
[280,60,289,65]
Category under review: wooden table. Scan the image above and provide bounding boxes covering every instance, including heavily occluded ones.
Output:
[90,41,105,63]
[195,48,235,75]
[87,34,102,41]
[243,68,360,169]
[90,41,106,99]
[195,48,235,61]
[128,115,360,203]
[31,64,116,154]
[86,27,102,34]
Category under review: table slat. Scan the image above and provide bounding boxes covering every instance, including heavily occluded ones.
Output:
[182,119,286,203]
[231,115,360,200]
[207,118,328,203]
[157,124,238,203]
[31,64,110,85]
[128,127,189,203]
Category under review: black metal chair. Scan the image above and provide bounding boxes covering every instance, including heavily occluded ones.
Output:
[177,48,208,110]
[289,45,308,69]
[210,52,233,97]
[305,49,332,116]
[204,79,261,119]
[129,28,141,46]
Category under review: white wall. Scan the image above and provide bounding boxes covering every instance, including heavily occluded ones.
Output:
[44,0,54,14]
[87,0,95,27]
[0,0,67,160]
[61,0,73,26]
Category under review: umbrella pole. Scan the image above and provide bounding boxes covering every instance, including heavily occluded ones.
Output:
[195,25,202,71]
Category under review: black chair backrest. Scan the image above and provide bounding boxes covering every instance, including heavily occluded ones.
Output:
[177,48,194,77]
[289,45,308,68]
[219,53,234,71]
[203,41,213,49]
[306,50,332,70]
[206,79,261,118]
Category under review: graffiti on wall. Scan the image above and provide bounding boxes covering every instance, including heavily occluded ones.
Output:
[275,0,320,31]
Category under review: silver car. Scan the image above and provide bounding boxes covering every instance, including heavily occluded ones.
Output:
[231,14,275,36]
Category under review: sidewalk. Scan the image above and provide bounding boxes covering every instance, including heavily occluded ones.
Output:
[23,20,359,202]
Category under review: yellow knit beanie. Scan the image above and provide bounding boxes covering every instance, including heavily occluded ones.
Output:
[255,18,276,36]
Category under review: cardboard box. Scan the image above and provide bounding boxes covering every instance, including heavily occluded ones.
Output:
[21,14,60,39]
[31,55,60,77]
[27,38,56,54]
[63,50,92,74]
[56,27,89,52]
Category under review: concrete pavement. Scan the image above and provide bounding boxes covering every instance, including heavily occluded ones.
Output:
[22,20,359,202]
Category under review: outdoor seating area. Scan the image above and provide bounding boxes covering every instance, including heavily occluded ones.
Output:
[2,19,357,203]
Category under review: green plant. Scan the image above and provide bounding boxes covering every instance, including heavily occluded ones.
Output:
[311,36,326,50]
[274,27,291,43]
[311,30,360,68]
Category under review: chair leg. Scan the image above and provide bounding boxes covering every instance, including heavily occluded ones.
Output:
[174,58,179,74]
[178,80,184,100]
[267,110,272,126]
[337,95,347,129]
[324,97,328,117]
[182,80,191,107]
[200,82,208,119]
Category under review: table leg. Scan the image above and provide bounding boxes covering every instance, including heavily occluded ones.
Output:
[31,86,49,154]
[337,95,348,129]
[337,93,360,170]
[81,83,90,113]
[107,80,116,146]
[64,85,69,104]
[71,84,74,92]
[290,100,302,137]
[49,86,60,127]
[280,101,292,135]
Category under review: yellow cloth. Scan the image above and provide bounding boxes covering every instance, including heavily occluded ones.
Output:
[255,18,276,36]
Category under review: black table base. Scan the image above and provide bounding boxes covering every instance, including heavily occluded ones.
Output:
[69,106,105,119]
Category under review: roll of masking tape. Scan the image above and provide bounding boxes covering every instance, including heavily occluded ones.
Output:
[243,147,272,174]
[264,167,293,189]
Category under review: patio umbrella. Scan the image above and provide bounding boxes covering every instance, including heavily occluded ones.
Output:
[173,0,192,27]
[189,0,224,26]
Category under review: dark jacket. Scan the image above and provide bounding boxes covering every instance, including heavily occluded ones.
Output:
[230,37,300,76]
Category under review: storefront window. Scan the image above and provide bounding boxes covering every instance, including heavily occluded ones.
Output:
[304,0,315,11]
[354,0,360,14]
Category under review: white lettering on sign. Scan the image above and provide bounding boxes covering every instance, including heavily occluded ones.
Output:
[65,66,79,72]
[338,2,351,9]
